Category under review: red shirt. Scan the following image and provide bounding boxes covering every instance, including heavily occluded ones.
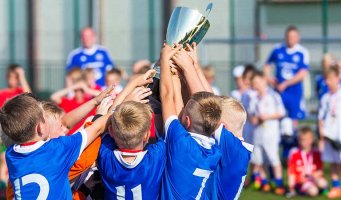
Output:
[0,87,24,107]
[288,147,323,184]
[59,97,96,134]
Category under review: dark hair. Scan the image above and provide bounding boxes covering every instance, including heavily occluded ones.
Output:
[184,92,222,137]
[324,66,340,78]
[107,68,122,77]
[286,25,299,34]
[0,93,44,143]
[250,70,265,81]
[242,64,256,79]
[298,126,313,136]
[6,64,21,78]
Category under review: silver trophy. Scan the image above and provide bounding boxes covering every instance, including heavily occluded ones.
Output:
[148,4,213,102]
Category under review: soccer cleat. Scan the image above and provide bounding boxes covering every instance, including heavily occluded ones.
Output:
[262,184,271,192]
[253,179,262,190]
[328,187,341,199]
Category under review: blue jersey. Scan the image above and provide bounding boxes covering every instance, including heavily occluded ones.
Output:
[267,44,309,119]
[213,125,253,200]
[316,74,329,100]
[161,116,222,200]
[97,135,166,200]
[6,131,87,200]
[66,45,115,86]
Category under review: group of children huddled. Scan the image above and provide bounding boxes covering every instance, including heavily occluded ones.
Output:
[0,43,253,200]
[231,53,341,198]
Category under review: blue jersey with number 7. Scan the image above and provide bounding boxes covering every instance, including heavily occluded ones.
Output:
[161,116,222,200]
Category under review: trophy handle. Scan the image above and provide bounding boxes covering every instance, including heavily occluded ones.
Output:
[205,3,213,18]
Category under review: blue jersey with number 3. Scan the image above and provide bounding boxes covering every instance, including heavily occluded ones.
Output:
[6,131,86,200]
[97,135,166,200]
[161,116,221,200]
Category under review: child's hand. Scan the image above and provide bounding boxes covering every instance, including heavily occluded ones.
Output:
[318,139,325,151]
[160,43,182,63]
[186,43,199,65]
[172,48,195,72]
[130,69,155,87]
[124,87,152,104]
[93,85,114,105]
[96,96,114,115]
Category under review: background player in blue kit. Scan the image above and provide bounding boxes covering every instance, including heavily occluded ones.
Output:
[66,27,115,87]
[264,25,309,122]
[160,43,222,200]
[213,96,253,200]
[0,93,112,200]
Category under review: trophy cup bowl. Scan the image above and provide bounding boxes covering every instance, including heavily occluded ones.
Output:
[166,6,210,46]
[148,6,211,102]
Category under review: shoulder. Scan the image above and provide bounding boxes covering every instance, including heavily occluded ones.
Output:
[97,45,111,54]
[272,43,285,52]
[296,44,309,55]
[320,93,330,104]
[288,147,300,158]
[67,47,83,58]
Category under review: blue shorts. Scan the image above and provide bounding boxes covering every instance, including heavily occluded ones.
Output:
[281,92,305,120]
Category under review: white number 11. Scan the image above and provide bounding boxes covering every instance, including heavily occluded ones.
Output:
[193,168,213,200]
[116,184,142,200]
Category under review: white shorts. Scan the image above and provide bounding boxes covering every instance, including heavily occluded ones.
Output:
[251,143,280,166]
[322,140,341,163]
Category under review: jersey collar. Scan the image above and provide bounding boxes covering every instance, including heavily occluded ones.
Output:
[189,132,216,149]
[82,45,98,55]
[113,149,148,169]
[285,43,300,54]
[13,140,47,154]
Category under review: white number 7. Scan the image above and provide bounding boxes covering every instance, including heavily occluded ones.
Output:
[193,168,213,200]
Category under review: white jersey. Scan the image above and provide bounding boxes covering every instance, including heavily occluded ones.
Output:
[318,89,341,141]
[241,89,258,144]
[253,88,286,145]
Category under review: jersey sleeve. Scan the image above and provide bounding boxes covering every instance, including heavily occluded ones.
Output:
[266,48,277,65]
[298,48,310,70]
[66,51,78,71]
[314,151,323,171]
[318,96,328,120]
[103,49,115,70]
[287,149,297,175]
[164,115,188,144]
[53,130,88,169]
[147,139,167,162]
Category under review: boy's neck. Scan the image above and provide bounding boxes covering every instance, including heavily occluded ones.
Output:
[119,143,144,163]
[330,85,340,94]
[259,87,267,96]
[301,147,312,153]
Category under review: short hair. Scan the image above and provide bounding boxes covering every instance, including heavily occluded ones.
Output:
[220,96,246,136]
[6,64,21,78]
[202,65,215,79]
[0,93,44,143]
[110,101,152,149]
[42,101,64,118]
[250,70,265,81]
[324,66,340,78]
[298,126,314,137]
[107,68,122,77]
[67,67,85,83]
[286,25,299,34]
[242,64,256,79]
[183,92,222,137]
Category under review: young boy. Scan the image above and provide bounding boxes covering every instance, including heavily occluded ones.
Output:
[160,44,222,199]
[318,66,341,198]
[287,126,327,198]
[213,96,253,200]
[230,65,246,101]
[0,93,111,199]
[105,68,123,95]
[97,101,166,199]
[250,71,286,195]
[0,64,31,108]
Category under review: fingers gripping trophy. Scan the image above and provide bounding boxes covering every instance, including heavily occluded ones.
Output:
[149,3,213,102]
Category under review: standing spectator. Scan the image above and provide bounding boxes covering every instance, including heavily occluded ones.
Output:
[0,64,31,107]
[231,65,246,101]
[264,25,309,123]
[66,27,115,87]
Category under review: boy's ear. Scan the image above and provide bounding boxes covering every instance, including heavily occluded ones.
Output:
[36,122,47,138]
[143,131,151,143]
[108,126,114,138]
[185,116,191,129]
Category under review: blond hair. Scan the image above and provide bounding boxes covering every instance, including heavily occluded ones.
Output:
[183,92,222,137]
[220,96,246,138]
[110,101,152,149]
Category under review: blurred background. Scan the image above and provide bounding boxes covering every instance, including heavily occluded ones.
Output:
[0,0,340,116]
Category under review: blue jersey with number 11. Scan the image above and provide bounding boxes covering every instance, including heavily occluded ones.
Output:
[161,116,221,200]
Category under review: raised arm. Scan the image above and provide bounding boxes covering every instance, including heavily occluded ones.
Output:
[51,82,84,104]
[170,67,184,117]
[62,86,114,129]
[172,47,205,94]
[186,43,213,93]
[160,44,182,122]
[15,67,31,93]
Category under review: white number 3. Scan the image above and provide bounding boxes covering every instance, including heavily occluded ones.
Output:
[193,168,212,200]
[14,174,50,200]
